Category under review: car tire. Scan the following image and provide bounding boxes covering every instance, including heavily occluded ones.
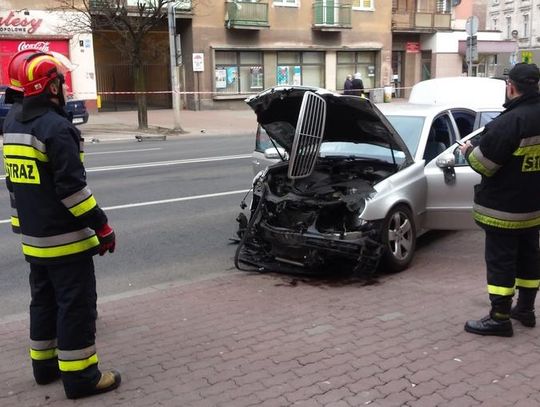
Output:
[380,204,416,273]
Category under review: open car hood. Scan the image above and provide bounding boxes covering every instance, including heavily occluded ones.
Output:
[246,86,412,162]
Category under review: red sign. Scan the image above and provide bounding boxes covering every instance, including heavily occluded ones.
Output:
[0,39,72,92]
[0,11,43,35]
[406,42,421,53]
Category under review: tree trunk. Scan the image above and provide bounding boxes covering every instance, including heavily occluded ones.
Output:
[134,62,148,129]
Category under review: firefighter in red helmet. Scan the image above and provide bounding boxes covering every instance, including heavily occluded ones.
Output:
[2,50,121,399]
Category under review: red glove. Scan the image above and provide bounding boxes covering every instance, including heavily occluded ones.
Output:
[96,224,116,256]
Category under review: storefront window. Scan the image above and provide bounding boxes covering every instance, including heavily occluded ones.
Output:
[215,51,263,94]
[336,51,376,91]
[276,51,324,87]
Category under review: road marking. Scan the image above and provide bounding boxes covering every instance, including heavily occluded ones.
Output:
[0,154,252,179]
[0,189,250,224]
[85,148,162,155]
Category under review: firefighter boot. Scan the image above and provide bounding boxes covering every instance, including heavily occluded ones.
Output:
[32,358,61,385]
[511,287,537,327]
[65,370,121,399]
[464,295,513,337]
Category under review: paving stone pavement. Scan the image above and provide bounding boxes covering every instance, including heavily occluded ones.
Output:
[2,229,540,406]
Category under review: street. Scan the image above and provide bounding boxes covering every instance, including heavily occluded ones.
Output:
[0,134,255,317]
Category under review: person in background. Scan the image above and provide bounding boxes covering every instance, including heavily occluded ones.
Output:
[343,74,353,95]
[460,62,540,337]
[351,72,364,96]
[3,50,120,398]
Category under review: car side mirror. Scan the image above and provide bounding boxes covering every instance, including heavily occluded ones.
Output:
[264,147,288,161]
[436,153,455,169]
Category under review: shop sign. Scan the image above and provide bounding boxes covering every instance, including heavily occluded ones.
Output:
[193,53,204,72]
[0,11,43,35]
[406,42,420,53]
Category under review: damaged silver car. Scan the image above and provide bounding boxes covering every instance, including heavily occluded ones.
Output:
[235,86,429,275]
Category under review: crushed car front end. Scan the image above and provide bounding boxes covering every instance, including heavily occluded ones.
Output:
[235,86,414,276]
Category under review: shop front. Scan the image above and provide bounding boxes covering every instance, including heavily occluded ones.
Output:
[0,9,97,110]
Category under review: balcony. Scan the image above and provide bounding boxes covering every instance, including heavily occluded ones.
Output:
[225,1,269,30]
[312,1,352,31]
[392,10,451,32]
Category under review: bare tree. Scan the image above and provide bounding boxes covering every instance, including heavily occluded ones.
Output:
[51,0,177,129]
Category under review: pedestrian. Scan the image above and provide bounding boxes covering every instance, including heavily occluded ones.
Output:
[351,72,364,96]
[343,74,353,95]
[2,50,121,398]
[460,62,540,337]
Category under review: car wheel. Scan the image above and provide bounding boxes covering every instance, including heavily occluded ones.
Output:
[380,205,416,273]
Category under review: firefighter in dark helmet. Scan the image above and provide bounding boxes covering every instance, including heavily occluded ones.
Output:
[2,50,121,398]
[460,62,540,337]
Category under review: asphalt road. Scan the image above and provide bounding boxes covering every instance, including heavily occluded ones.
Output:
[0,134,255,317]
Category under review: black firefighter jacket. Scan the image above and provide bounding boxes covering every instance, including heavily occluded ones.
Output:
[3,96,107,264]
[465,92,540,232]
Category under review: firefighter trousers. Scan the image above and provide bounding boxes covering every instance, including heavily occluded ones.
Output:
[29,257,101,393]
[485,229,540,314]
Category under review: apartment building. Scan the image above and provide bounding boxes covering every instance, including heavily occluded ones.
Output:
[487,0,540,75]
[174,0,393,110]
[0,1,98,109]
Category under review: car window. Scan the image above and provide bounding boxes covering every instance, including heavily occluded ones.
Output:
[384,115,425,157]
[453,132,484,166]
[477,111,501,128]
[451,111,475,138]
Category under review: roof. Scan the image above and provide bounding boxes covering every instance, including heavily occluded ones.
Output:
[407,77,506,109]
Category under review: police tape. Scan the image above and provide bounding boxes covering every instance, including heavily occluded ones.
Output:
[0,86,413,96]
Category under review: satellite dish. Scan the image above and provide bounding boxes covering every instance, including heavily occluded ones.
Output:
[511,29,519,39]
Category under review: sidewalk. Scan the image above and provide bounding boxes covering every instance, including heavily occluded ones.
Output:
[3,230,540,406]
[79,108,259,142]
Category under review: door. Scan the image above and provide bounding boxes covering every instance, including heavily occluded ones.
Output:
[423,128,483,230]
[322,0,337,25]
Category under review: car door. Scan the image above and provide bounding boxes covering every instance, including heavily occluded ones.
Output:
[422,128,483,230]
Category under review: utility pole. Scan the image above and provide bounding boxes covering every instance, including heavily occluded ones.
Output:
[466,16,479,77]
[168,2,184,131]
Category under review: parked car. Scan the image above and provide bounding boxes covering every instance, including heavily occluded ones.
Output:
[0,87,89,133]
[65,97,89,125]
[235,85,502,276]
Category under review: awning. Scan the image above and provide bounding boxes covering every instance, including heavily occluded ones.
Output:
[458,40,517,55]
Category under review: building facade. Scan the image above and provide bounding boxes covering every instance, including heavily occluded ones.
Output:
[0,1,98,109]
[175,0,393,110]
[487,0,540,75]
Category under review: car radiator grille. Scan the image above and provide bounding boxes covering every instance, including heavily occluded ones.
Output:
[287,91,326,180]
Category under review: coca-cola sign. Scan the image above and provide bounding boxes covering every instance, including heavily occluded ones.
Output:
[18,41,50,53]
[0,11,43,35]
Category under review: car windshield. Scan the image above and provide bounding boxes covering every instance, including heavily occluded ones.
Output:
[384,115,425,157]
[319,142,406,164]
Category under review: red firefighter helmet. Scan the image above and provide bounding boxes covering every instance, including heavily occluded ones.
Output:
[16,51,67,97]
[7,49,44,91]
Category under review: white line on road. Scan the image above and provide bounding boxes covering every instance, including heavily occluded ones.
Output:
[0,189,250,224]
[0,154,252,180]
[85,148,162,155]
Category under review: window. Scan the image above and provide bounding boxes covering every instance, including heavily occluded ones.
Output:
[336,51,376,91]
[273,0,298,7]
[436,0,450,12]
[506,16,511,39]
[215,51,264,95]
[523,14,529,38]
[276,52,325,87]
[492,18,497,31]
[352,0,374,10]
